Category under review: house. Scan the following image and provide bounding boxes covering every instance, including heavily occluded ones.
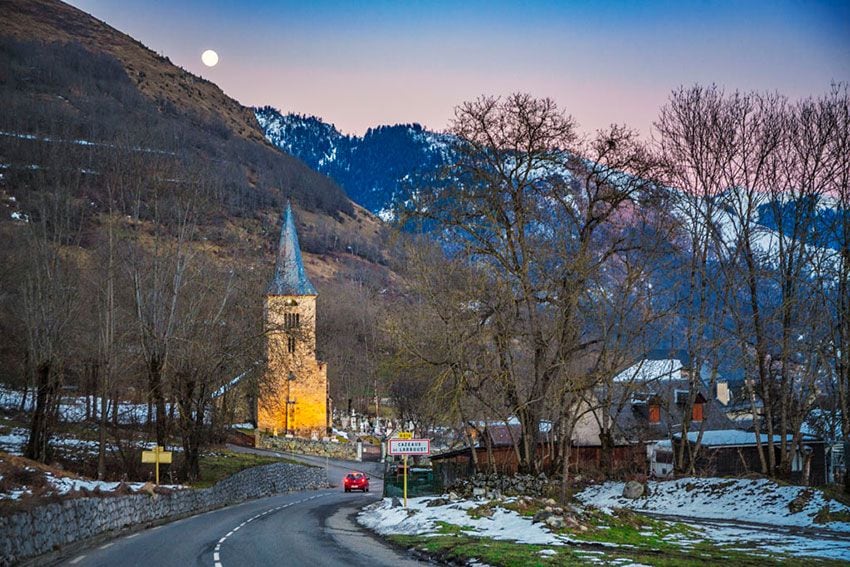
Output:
[657,429,828,486]
[432,422,555,480]
[604,354,737,477]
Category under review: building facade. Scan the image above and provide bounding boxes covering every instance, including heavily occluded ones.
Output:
[257,202,329,438]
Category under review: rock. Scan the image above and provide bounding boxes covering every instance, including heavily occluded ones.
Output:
[448,491,461,501]
[472,487,486,498]
[545,498,557,506]
[426,498,450,507]
[391,497,402,508]
[532,510,553,524]
[545,515,565,529]
[623,480,645,499]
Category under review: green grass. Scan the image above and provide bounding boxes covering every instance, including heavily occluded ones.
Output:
[389,529,846,567]
[192,450,302,488]
[385,502,848,567]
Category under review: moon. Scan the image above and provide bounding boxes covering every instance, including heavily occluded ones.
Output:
[201,49,219,67]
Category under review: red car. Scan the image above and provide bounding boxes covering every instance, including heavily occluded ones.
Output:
[343,471,370,492]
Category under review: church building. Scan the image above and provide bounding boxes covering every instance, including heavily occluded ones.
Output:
[257,201,330,438]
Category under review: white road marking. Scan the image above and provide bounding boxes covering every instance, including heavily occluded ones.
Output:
[99,543,113,550]
[214,493,331,566]
[125,533,139,539]
[70,556,86,564]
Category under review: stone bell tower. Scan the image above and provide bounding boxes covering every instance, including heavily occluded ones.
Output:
[257,201,329,438]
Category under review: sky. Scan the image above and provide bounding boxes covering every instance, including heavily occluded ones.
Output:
[68,0,850,138]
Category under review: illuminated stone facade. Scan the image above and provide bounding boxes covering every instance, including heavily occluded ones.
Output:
[257,202,329,438]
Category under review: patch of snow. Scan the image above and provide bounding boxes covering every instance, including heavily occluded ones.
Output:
[577,477,850,533]
[0,428,29,455]
[358,497,565,546]
[704,524,850,561]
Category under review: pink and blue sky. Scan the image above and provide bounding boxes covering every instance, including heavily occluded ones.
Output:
[69,0,849,137]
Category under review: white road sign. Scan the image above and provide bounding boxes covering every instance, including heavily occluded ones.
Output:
[388,438,430,455]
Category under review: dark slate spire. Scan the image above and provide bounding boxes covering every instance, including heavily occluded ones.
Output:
[267,201,317,296]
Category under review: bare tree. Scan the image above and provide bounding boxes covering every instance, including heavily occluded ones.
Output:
[402,94,662,479]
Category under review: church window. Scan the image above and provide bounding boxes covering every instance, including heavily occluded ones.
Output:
[284,313,301,329]
[287,337,296,353]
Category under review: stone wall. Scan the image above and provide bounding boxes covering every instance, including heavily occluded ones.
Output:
[0,462,326,566]
[447,472,559,499]
[261,434,358,460]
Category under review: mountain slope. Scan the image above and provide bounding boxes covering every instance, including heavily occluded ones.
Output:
[256,106,454,218]
[0,0,400,405]
[0,0,360,222]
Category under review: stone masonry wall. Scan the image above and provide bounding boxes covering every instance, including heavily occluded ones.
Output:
[0,462,326,566]
[261,434,358,460]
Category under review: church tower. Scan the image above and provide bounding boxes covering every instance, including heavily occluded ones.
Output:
[258,201,329,438]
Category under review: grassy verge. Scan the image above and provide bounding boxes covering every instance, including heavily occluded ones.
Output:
[192,450,302,488]
[389,531,843,567]
[383,501,846,567]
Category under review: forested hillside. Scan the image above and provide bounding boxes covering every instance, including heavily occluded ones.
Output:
[256,106,453,217]
[0,0,401,479]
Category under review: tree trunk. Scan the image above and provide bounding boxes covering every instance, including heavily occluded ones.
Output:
[26,362,54,463]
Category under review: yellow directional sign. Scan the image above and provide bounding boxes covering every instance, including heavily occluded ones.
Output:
[398,431,413,439]
[141,446,172,485]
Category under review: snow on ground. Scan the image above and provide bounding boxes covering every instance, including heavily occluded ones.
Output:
[0,386,163,424]
[0,426,169,458]
[0,472,184,501]
[577,477,850,533]
[359,487,850,562]
[358,496,565,546]
[44,475,184,495]
[707,524,850,562]
[0,428,29,455]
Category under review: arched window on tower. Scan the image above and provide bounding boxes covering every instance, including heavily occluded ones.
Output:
[287,337,296,353]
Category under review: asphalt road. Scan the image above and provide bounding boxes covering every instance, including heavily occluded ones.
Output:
[60,449,424,567]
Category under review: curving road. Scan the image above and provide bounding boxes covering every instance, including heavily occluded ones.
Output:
[60,449,424,567]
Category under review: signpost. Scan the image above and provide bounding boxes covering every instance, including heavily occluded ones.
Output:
[141,446,172,485]
[397,431,413,440]
[388,438,430,507]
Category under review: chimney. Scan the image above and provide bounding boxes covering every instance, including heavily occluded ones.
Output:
[716,381,731,406]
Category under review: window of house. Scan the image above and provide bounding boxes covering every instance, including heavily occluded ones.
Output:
[692,402,704,421]
[287,337,296,353]
[649,404,661,423]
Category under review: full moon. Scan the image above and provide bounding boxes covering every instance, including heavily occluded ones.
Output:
[201,49,219,67]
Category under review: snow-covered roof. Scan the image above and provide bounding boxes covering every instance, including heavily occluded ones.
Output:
[614,359,684,383]
[655,429,818,448]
